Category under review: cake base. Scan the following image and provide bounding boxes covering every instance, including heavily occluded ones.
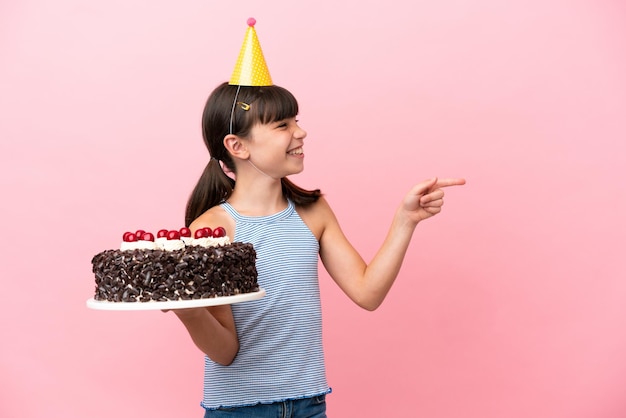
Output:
[86,288,266,311]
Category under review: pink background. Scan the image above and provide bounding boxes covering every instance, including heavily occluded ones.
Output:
[1,1,625,417]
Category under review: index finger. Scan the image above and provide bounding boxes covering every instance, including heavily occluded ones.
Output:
[433,178,466,188]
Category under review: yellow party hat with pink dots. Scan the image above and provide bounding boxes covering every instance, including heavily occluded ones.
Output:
[229,18,273,86]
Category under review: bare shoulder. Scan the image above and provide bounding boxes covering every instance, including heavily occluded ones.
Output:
[295,196,337,241]
[189,205,236,238]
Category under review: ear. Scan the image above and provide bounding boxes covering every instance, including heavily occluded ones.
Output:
[223,134,249,160]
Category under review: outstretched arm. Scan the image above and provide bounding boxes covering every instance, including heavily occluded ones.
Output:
[318,177,465,311]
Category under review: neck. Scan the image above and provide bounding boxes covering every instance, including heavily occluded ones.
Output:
[228,172,286,217]
[227,157,288,215]
[228,187,287,216]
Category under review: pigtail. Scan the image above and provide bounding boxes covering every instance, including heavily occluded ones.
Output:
[281,177,321,206]
[185,158,235,227]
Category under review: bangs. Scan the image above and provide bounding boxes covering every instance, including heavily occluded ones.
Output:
[251,86,299,124]
[224,84,300,138]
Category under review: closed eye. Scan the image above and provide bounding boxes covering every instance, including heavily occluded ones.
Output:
[275,117,298,129]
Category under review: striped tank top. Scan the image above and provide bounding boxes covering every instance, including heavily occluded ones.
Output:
[201,199,330,410]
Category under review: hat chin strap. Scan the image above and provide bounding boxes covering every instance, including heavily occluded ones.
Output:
[248,159,275,180]
[228,85,242,135]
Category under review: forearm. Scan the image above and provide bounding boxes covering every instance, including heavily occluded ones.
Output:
[174,307,239,365]
[359,208,418,309]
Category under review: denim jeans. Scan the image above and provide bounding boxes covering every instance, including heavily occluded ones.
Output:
[203,394,327,418]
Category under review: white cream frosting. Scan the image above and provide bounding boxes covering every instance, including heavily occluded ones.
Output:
[191,236,231,248]
[120,241,141,251]
[155,237,168,250]
[120,240,157,251]
[160,239,185,251]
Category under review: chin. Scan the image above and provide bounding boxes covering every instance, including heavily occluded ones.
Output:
[284,161,304,176]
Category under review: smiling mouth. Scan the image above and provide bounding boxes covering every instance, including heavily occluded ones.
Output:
[287,147,303,155]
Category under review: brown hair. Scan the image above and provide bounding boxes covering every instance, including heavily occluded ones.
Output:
[185,82,321,226]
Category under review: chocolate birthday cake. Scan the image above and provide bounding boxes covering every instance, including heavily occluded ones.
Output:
[91,227,259,303]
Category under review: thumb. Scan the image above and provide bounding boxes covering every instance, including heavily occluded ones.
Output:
[412,177,438,195]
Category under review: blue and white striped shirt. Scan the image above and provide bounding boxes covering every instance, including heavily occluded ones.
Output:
[201,199,330,409]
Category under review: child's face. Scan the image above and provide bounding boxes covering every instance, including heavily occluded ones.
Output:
[246,117,307,177]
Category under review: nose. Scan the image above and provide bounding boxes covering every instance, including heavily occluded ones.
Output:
[294,123,307,140]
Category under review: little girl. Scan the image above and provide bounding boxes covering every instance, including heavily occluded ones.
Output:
[171,81,465,417]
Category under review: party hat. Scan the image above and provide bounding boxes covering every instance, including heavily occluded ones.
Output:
[229,18,273,86]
